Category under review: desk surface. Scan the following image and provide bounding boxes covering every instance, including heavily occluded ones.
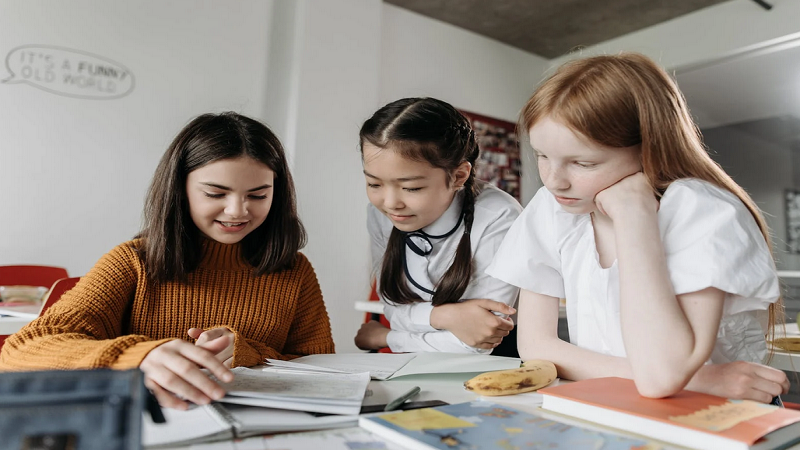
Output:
[155,372,711,450]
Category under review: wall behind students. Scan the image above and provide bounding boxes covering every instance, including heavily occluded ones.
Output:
[0,0,272,274]
[703,125,795,270]
[261,0,383,353]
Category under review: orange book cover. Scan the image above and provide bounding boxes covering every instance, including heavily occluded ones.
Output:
[539,377,800,448]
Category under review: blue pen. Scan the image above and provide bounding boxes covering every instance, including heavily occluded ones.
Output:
[384,386,421,411]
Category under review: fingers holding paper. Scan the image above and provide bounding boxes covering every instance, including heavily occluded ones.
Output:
[140,339,234,410]
[189,327,235,367]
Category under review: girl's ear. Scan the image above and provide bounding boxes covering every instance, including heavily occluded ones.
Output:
[452,161,472,189]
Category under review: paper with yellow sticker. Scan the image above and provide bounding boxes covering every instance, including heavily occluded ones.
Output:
[669,400,777,432]
[379,408,476,430]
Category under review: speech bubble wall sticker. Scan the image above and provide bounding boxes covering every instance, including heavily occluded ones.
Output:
[3,45,135,99]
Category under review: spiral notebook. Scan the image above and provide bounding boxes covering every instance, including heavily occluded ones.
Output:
[143,403,358,448]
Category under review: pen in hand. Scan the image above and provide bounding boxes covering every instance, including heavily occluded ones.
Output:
[384,386,421,411]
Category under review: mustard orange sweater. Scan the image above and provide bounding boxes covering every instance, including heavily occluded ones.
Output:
[0,239,334,370]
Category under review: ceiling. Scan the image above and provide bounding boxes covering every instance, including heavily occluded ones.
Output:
[385,0,732,59]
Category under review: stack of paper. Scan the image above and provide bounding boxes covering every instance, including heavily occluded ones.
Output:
[266,352,416,380]
[216,367,371,416]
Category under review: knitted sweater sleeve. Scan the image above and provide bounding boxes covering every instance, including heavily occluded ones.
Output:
[0,243,171,370]
[230,255,335,366]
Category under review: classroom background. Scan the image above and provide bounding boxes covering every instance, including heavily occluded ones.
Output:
[3,0,800,354]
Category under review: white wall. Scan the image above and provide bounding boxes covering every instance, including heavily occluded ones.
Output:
[549,0,800,71]
[0,0,273,275]
[380,4,549,204]
[264,0,383,353]
[703,126,796,269]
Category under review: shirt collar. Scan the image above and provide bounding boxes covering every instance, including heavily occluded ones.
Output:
[420,189,463,236]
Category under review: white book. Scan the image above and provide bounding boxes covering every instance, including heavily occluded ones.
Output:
[142,403,357,448]
[215,367,370,415]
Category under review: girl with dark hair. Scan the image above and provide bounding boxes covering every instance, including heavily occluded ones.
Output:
[488,53,789,402]
[354,97,522,353]
[0,112,334,409]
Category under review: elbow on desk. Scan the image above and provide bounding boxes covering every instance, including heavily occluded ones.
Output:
[632,371,691,399]
[517,335,559,363]
[630,353,706,399]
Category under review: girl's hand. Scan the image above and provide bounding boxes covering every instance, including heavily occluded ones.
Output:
[188,327,235,368]
[594,172,658,221]
[354,320,390,350]
[690,361,789,403]
[140,338,234,410]
[431,299,515,349]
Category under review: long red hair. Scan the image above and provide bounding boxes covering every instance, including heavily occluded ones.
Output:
[521,53,783,345]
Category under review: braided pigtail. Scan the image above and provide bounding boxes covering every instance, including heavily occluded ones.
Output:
[379,227,422,304]
[431,121,480,306]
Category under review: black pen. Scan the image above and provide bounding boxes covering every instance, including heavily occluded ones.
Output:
[384,386,421,411]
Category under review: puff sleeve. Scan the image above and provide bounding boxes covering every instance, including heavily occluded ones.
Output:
[658,179,779,314]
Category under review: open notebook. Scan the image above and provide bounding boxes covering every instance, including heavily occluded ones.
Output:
[143,403,358,448]
[266,352,522,380]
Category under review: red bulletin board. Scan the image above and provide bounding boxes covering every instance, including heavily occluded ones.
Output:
[460,110,522,201]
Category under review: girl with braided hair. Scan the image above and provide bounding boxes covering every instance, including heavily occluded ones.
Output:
[354,97,522,353]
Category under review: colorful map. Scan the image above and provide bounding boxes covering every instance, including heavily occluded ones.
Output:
[362,400,659,449]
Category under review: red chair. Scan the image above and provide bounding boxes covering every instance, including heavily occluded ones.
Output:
[0,277,80,351]
[0,265,68,288]
[39,277,80,315]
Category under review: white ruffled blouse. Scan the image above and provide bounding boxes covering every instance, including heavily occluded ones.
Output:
[486,178,779,363]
